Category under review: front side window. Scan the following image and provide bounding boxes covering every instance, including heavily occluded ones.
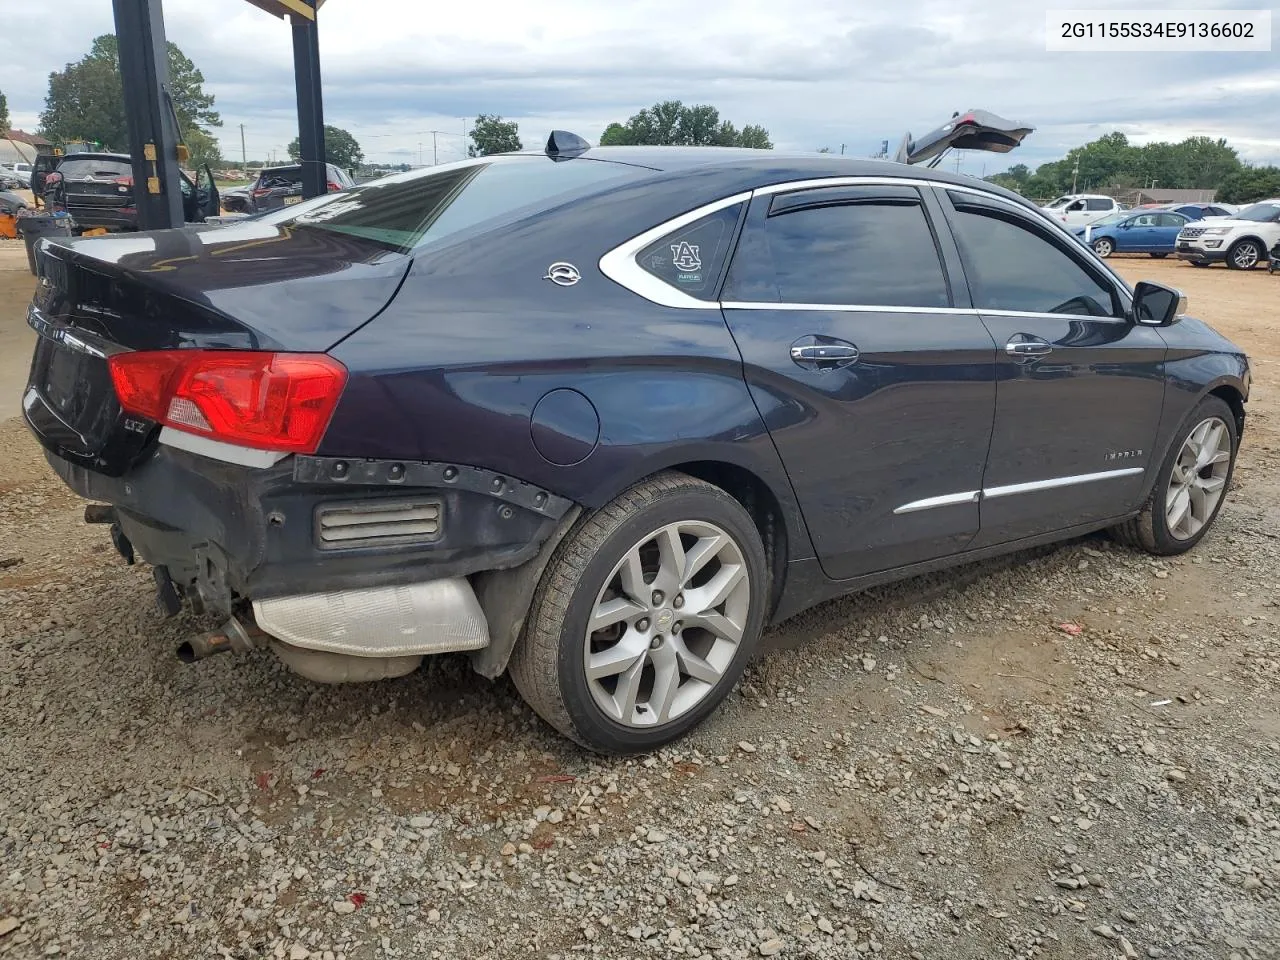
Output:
[1130,214,1158,227]
[1158,213,1188,228]
[949,202,1118,318]
[638,204,743,299]
[747,198,950,307]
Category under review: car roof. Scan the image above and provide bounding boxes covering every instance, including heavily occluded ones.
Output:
[501,145,1035,200]
[60,152,131,162]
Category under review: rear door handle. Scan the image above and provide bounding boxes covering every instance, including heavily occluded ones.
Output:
[790,336,860,370]
[1005,337,1053,360]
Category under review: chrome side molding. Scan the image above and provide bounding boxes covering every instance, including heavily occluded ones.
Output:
[895,467,1145,514]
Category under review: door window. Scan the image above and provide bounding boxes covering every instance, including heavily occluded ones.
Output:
[1086,198,1112,211]
[948,201,1119,317]
[1158,213,1188,228]
[728,198,949,307]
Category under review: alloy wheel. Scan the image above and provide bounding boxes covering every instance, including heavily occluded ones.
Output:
[1231,242,1260,270]
[583,520,750,727]
[1165,416,1231,541]
[1093,238,1113,257]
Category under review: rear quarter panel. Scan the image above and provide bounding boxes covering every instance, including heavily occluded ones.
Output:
[323,178,816,561]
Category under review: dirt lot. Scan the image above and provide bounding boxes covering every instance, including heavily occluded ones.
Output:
[0,246,1277,960]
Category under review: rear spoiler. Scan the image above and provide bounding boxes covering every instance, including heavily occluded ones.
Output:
[895,110,1034,167]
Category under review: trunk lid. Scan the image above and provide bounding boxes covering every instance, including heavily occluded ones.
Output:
[24,222,409,475]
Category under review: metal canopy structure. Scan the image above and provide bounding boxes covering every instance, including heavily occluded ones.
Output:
[111,0,328,231]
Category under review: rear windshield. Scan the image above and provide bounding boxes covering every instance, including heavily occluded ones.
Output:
[58,158,132,180]
[258,156,649,253]
[258,167,303,188]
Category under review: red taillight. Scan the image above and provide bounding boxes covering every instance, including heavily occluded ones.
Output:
[252,188,271,197]
[326,181,341,192]
[108,350,347,453]
[114,175,133,193]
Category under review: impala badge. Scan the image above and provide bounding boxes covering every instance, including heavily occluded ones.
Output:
[544,262,581,286]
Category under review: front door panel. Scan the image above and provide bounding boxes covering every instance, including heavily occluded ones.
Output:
[939,189,1168,547]
[975,314,1166,544]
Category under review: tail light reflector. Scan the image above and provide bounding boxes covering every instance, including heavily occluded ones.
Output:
[108,350,347,453]
[327,181,341,192]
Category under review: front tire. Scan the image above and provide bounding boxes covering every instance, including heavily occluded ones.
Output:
[1110,395,1237,555]
[1092,237,1114,258]
[1227,239,1262,270]
[509,472,768,753]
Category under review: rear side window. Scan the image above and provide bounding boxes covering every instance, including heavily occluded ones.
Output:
[270,156,647,253]
[638,204,743,299]
[744,198,949,307]
[258,167,303,189]
[948,202,1118,317]
[1086,198,1112,211]
[1158,213,1187,228]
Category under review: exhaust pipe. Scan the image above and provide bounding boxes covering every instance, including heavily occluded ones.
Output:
[177,616,265,663]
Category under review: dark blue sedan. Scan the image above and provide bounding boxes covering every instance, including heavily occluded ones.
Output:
[22,134,1250,752]
[1074,210,1192,258]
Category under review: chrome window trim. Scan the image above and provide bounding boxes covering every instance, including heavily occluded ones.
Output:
[722,302,977,315]
[893,490,980,515]
[979,308,1129,325]
[597,190,752,310]
[894,467,1145,515]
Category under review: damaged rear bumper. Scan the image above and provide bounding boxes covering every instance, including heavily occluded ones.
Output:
[45,442,576,664]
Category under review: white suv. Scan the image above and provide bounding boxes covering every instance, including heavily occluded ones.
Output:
[1041,193,1122,227]
[1175,198,1280,270]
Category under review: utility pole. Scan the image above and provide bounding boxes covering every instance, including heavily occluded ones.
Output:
[1071,161,1080,193]
[239,123,247,168]
[432,130,438,165]
[839,144,845,155]
[418,141,423,166]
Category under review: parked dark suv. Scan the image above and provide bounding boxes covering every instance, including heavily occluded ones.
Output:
[250,162,354,212]
[47,152,219,231]
[22,131,1249,753]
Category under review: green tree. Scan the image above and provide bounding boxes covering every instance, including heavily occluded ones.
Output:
[286,124,364,170]
[469,115,522,156]
[0,91,8,134]
[1216,166,1280,205]
[599,101,772,148]
[39,34,220,151]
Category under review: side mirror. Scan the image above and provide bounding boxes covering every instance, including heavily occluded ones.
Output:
[1120,221,1131,229]
[1133,281,1186,327]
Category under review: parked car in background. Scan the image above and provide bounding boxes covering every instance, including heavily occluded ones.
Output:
[1139,202,1236,221]
[221,185,253,214]
[31,155,61,203]
[250,163,355,212]
[1074,210,1191,258]
[22,135,1249,752]
[0,168,26,190]
[1176,199,1280,269]
[51,152,220,232]
[1041,193,1122,227]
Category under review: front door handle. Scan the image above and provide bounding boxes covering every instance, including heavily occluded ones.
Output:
[790,336,860,370]
[1005,336,1053,361]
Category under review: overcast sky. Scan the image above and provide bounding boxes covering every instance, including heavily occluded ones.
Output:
[0,0,1276,173]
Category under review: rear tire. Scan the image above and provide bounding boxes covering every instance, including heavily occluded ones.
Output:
[509,472,768,754]
[1109,395,1237,556]
[1227,239,1262,270]
[1150,252,1169,259]
[1190,261,1210,268]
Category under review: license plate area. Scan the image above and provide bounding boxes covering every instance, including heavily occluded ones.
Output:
[284,195,302,205]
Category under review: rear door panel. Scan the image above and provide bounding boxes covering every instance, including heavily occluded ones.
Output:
[719,184,997,581]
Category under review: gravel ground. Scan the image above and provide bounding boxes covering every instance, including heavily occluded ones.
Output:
[0,251,1277,960]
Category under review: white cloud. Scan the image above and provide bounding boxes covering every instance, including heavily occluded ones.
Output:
[0,0,1275,171]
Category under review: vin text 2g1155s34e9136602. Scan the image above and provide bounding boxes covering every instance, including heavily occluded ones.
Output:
[21,120,1249,753]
